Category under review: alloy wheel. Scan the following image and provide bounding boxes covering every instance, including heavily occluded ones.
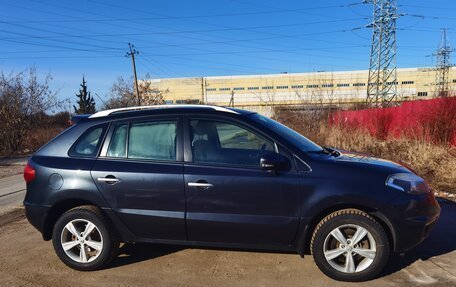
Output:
[60,219,104,263]
[323,224,376,273]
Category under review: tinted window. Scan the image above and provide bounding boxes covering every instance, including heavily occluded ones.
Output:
[190,119,274,166]
[216,122,273,150]
[107,123,127,158]
[248,113,322,153]
[128,120,177,160]
[69,125,106,157]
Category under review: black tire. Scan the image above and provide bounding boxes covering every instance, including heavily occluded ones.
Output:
[52,205,120,271]
[310,209,390,282]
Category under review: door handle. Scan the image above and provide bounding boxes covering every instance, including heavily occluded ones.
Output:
[188,182,213,188]
[97,176,120,184]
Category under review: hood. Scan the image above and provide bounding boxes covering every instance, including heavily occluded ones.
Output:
[332,150,412,174]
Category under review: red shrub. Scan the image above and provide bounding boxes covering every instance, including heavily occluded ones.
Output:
[331,97,456,146]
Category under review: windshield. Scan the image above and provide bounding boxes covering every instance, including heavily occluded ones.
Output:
[248,113,323,153]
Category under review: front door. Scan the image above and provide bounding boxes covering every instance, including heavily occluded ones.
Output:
[91,116,186,240]
[184,117,301,246]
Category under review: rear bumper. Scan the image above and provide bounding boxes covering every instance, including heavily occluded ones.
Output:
[376,191,441,252]
[23,202,50,239]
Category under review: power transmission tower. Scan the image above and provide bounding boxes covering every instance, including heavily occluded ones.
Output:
[364,0,401,107]
[126,43,141,106]
[433,29,455,97]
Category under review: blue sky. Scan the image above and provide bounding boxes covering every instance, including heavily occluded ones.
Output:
[0,0,455,108]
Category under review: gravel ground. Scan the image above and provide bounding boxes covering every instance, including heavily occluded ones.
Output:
[0,202,455,287]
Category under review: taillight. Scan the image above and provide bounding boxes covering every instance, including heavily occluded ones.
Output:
[24,163,36,183]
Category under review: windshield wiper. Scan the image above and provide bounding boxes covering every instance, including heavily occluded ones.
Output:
[308,147,340,157]
[323,147,341,157]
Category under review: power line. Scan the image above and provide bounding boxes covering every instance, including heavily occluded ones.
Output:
[0,0,443,81]
[0,21,123,51]
[85,0,368,54]
[0,3,367,24]
[1,0,372,63]
[1,18,367,41]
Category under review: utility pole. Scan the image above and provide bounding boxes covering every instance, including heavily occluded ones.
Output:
[201,77,208,104]
[229,90,235,107]
[126,43,141,106]
[364,0,401,107]
[434,29,455,97]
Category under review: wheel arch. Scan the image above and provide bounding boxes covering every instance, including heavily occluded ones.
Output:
[42,199,102,241]
[296,204,395,256]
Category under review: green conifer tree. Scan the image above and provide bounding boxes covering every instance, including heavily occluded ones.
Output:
[74,76,96,114]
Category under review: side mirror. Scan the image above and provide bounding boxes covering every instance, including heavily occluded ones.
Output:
[260,152,290,172]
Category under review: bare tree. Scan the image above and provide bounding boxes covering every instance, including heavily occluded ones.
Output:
[253,81,282,120]
[139,75,168,106]
[276,73,338,144]
[104,74,168,109]
[0,68,60,154]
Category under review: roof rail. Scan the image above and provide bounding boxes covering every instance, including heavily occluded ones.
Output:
[70,114,91,124]
[88,104,238,118]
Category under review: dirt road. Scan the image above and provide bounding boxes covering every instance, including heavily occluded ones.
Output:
[0,156,27,180]
[0,201,455,287]
[0,175,25,216]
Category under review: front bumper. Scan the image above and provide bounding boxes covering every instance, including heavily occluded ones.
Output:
[375,191,441,252]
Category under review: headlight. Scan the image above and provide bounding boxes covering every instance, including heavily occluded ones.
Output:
[386,173,430,195]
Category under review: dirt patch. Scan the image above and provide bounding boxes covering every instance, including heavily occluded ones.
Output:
[0,208,25,228]
[0,156,28,179]
[0,165,24,179]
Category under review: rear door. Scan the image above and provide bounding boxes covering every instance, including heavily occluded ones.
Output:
[91,116,185,240]
[184,116,301,246]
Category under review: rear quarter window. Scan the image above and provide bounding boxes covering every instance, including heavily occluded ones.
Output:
[68,124,108,158]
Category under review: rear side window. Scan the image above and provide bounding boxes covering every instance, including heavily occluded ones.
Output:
[106,120,177,161]
[68,124,107,158]
[107,123,127,158]
[129,121,177,160]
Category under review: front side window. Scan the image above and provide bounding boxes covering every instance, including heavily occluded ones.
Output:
[190,119,274,166]
[106,120,177,161]
[248,113,322,153]
[69,124,107,157]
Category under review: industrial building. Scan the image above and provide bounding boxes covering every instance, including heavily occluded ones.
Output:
[143,67,456,115]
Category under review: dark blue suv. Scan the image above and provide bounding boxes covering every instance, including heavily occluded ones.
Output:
[23,105,440,281]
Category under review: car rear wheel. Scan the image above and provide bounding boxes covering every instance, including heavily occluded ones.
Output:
[52,205,119,271]
[311,209,390,281]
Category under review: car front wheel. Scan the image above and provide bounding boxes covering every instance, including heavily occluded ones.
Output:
[311,209,390,281]
[52,205,119,271]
